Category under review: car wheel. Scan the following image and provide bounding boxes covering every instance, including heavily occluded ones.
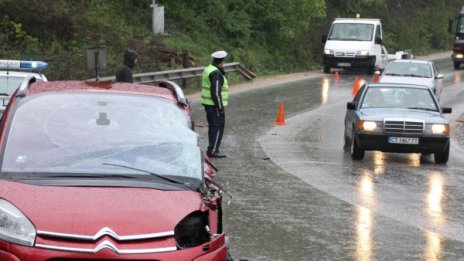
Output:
[367,58,376,75]
[454,61,461,70]
[350,130,365,160]
[434,143,449,164]
[343,128,351,152]
[323,65,331,74]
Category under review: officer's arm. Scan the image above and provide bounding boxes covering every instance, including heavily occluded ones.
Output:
[209,71,224,111]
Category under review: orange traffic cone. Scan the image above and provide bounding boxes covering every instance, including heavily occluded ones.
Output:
[274,101,286,125]
[373,69,380,83]
[351,76,360,96]
[334,71,339,82]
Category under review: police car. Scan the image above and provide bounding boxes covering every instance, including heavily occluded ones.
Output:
[0,60,48,111]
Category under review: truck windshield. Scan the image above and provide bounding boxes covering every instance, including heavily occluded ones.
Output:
[457,16,464,34]
[328,23,374,41]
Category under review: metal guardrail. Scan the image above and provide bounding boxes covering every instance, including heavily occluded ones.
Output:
[90,62,256,83]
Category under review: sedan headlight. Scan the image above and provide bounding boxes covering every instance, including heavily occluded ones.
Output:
[432,124,449,135]
[324,49,333,55]
[0,199,36,246]
[175,211,210,248]
[356,50,369,56]
[357,121,381,132]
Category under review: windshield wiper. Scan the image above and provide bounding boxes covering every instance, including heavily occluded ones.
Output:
[22,173,139,180]
[101,163,196,191]
[402,74,428,78]
[407,107,437,111]
[385,73,402,76]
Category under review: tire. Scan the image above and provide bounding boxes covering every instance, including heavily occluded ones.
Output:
[343,128,350,152]
[434,143,449,164]
[366,58,376,75]
[454,61,461,70]
[323,65,330,74]
[350,130,365,160]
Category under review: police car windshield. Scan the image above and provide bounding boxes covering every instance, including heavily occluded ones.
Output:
[2,92,202,181]
[328,23,374,41]
[0,76,24,96]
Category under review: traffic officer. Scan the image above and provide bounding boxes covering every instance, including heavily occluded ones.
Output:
[201,50,229,158]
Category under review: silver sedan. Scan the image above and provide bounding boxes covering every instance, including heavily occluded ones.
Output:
[344,83,452,164]
[379,59,443,93]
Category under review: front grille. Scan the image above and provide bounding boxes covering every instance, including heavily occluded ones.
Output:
[384,120,424,134]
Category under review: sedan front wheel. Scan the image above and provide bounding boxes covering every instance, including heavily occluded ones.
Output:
[434,143,449,164]
[350,131,365,160]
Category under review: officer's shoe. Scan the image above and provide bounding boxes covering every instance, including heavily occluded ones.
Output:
[207,150,226,158]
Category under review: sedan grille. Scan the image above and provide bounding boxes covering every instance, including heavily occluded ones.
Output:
[384,120,424,134]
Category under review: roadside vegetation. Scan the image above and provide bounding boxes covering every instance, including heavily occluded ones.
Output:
[0,0,462,82]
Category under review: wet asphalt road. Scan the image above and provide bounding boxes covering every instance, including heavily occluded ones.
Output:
[191,58,464,261]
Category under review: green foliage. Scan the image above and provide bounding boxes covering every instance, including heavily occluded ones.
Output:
[0,0,462,81]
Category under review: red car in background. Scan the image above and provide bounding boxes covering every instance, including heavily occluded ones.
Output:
[0,78,230,260]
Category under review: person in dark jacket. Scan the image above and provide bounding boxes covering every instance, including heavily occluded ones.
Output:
[115,49,138,83]
[201,50,229,158]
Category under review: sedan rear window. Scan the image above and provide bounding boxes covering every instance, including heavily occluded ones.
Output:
[2,92,201,180]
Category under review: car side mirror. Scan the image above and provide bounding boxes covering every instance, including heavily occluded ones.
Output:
[322,35,327,43]
[375,36,382,45]
[448,17,454,33]
[436,74,444,79]
[347,102,357,110]
[441,107,452,114]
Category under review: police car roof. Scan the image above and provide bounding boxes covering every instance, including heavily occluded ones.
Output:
[0,70,47,81]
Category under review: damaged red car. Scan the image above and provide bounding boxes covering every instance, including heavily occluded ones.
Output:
[0,78,230,260]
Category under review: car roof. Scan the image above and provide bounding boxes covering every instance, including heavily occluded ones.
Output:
[365,82,431,90]
[0,70,47,80]
[388,59,432,65]
[24,81,180,102]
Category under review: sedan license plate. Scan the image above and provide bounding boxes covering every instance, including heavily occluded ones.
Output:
[388,137,419,145]
[337,62,351,67]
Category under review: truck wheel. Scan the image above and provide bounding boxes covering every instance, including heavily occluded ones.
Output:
[454,62,461,70]
[323,66,330,74]
[434,143,449,164]
[350,131,364,160]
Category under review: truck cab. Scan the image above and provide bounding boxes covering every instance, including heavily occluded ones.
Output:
[449,6,464,69]
[322,16,386,75]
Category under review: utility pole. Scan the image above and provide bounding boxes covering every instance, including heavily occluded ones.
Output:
[151,0,164,34]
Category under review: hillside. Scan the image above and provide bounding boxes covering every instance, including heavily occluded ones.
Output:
[0,0,462,81]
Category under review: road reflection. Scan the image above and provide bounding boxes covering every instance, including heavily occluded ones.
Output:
[424,172,445,261]
[455,71,461,84]
[408,153,421,167]
[321,78,330,106]
[356,172,374,261]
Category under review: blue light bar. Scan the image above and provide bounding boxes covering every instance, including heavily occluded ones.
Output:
[0,60,48,70]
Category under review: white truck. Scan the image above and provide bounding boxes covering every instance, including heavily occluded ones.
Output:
[322,16,395,75]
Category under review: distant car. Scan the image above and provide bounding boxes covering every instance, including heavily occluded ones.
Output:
[0,79,230,260]
[0,60,48,112]
[344,83,452,164]
[380,59,443,93]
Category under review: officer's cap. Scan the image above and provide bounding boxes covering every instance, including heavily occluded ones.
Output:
[211,50,228,59]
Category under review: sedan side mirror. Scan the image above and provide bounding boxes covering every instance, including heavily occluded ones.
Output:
[441,107,452,114]
[347,102,357,110]
[436,74,444,79]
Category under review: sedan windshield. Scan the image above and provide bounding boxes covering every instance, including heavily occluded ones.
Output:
[2,92,202,180]
[384,62,432,78]
[360,87,438,111]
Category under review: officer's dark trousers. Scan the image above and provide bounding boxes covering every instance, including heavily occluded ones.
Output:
[204,105,225,154]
